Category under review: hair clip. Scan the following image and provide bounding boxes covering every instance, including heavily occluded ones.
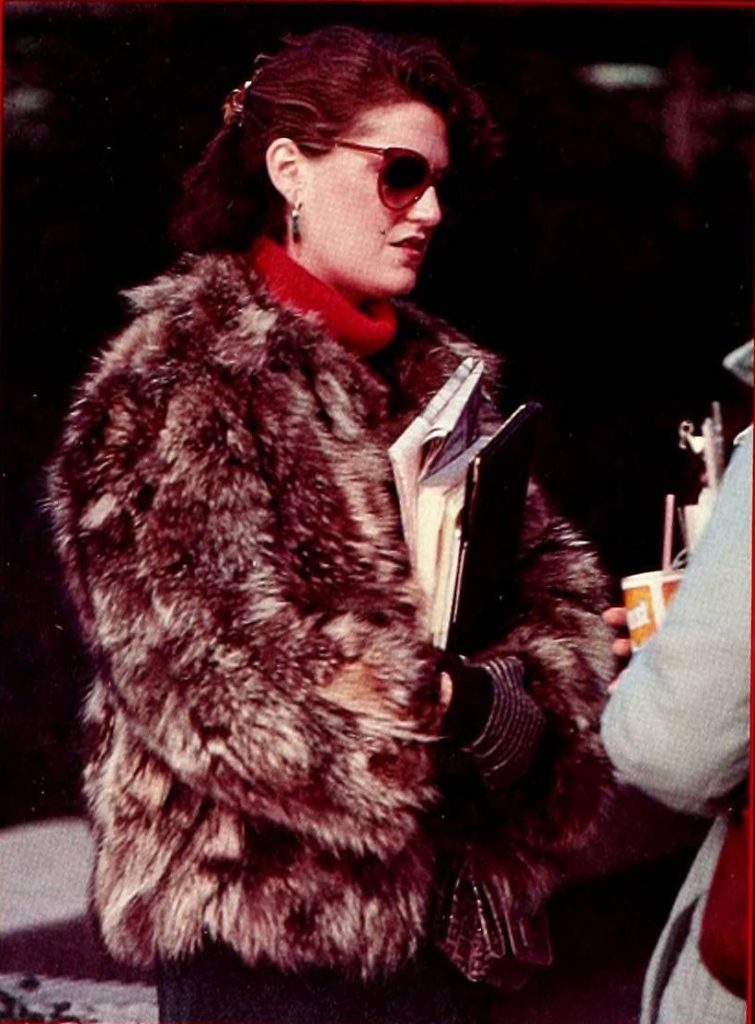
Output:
[221,53,272,127]
[222,80,252,127]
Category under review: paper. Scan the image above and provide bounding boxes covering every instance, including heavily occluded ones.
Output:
[389,359,537,650]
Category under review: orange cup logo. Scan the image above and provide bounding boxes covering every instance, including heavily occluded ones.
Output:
[624,585,657,649]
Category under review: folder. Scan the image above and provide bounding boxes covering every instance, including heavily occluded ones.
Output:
[388,357,541,653]
[446,401,541,654]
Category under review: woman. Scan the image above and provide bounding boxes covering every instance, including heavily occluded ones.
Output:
[49,25,615,1023]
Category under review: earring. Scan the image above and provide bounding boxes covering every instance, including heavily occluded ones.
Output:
[291,203,302,244]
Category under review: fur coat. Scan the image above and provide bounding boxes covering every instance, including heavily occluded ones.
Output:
[48,252,615,978]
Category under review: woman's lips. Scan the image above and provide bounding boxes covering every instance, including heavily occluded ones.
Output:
[391,236,428,262]
[393,235,428,251]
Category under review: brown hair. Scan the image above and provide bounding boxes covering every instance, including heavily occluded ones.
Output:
[170,25,500,253]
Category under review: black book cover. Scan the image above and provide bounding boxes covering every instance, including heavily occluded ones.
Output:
[446,401,542,655]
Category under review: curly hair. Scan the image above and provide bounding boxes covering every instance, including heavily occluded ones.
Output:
[170,25,501,253]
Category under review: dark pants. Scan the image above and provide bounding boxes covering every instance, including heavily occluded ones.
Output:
[157,940,492,1024]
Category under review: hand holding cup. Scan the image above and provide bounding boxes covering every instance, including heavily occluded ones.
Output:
[620,569,682,652]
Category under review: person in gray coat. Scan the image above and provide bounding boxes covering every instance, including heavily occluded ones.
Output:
[601,424,751,1024]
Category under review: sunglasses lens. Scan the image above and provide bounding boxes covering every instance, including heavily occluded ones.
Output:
[380,153,430,209]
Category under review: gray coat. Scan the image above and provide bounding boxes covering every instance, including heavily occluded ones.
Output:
[602,428,751,1024]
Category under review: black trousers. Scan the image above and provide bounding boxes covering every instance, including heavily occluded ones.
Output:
[157,940,492,1024]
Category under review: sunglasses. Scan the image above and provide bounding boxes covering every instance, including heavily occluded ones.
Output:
[333,140,451,211]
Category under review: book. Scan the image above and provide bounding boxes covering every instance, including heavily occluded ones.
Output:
[389,358,541,653]
[389,357,485,565]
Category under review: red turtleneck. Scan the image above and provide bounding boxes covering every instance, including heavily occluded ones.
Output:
[251,237,397,357]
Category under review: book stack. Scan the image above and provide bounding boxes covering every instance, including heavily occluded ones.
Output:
[389,358,540,654]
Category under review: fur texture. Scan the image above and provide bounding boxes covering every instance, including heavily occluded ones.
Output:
[48,253,615,976]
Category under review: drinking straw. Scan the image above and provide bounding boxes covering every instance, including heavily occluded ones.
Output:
[662,493,675,572]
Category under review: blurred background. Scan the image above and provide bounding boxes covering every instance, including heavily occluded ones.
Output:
[2,0,753,834]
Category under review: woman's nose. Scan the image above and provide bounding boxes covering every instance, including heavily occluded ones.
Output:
[408,185,442,225]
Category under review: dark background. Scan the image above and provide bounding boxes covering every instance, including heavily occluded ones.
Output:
[2,2,753,826]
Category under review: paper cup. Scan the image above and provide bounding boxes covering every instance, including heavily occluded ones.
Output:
[621,570,683,651]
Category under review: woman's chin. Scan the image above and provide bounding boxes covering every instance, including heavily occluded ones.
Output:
[376,269,420,300]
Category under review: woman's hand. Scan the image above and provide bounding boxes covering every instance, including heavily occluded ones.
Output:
[438,654,546,790]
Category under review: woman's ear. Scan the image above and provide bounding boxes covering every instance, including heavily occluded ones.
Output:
[265,138,303,205]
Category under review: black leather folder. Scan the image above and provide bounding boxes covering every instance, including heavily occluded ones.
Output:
[446,401,542,655]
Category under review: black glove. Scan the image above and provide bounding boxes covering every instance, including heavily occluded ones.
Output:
[441,653,546,790]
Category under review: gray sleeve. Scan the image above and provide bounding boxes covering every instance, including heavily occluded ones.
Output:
[600,430,751,815]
